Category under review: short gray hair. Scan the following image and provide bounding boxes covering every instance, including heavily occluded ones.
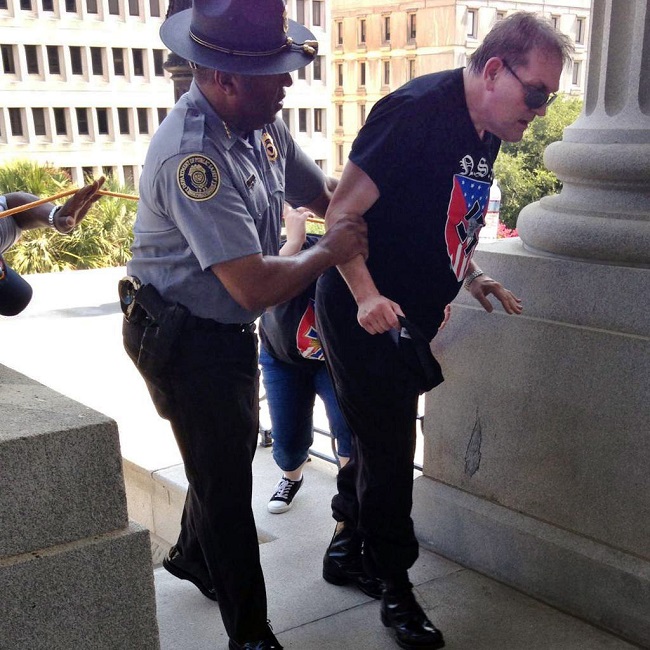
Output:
[467,12,574,73]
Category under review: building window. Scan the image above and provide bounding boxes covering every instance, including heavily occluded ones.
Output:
[337,144,343,167]
[551,15,559,30]
[118,107,130,134]
[124,165,135,187]
[336,21,343,46]
[408,59,416,80]
[76,107,89,135]
[282,108,291,130]
[20,0,32,9]
[108,0,119,14]
[42,0,54,10]
[86,0,98,13]
[314,108,323,133]
[383,60,390,86]
[1,45,15,74]
[153,49,165,76]
[137,107,149,134]
[157,107,167,124]
[359,18,366,44]
[53,107,67,135]
[467,9,478,39]
[295,0,305,25]
[65,0,76,12]
[297,65,306,80]
[32,108,46,136]
[312,0,322,27]
[132,49,144,75]
[128,0,139,16]
[337,104,343,127]
[337,63,343,87]
[47,46,61,75]
[102,166,114,178]
[90,47,103,75]
[0,0,8,8]
[359,61,366,87]
[576,17,586,45]
[82,166,93,181]
[315,159,324,170]
[408,13,416,41]
[496,11,505,21]
[149,0,160,17]
[572,60,581,85]
[96,107,109,134]
[24,45,39,74]
[359,103,366,127]
[70,46,83,75]
[113,48,125,75]
[383,16,391,42]
[313,55,322,81]
[9,108,23,136]
[298,108,307,132]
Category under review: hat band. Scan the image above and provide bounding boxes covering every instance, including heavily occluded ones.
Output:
[189,30,318,58]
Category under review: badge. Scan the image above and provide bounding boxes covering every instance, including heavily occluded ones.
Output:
[262,132,278,164]
[177,155,220,201]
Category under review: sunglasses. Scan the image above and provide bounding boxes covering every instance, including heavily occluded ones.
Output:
[502,59,557,110]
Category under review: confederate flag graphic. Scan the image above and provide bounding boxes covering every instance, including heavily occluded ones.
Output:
[445,174,490,281]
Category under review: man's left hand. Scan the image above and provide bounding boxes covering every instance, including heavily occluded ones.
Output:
[468,275,523,315]
[54,176,105,233]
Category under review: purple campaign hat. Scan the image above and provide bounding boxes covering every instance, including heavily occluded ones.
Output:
[160,0,319,75]
[0,256,32,317]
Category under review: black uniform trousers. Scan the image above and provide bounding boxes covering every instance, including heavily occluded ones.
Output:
[123,316,268,644]
[315,269,422,579]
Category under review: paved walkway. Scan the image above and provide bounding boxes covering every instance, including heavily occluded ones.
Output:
[0,268,640,650]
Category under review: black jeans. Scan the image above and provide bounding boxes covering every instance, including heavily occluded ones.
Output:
[315,270,421,579]
[123,316,267,643]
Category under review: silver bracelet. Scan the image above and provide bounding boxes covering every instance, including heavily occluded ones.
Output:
[47,205,61,230]
[464,269,484,290]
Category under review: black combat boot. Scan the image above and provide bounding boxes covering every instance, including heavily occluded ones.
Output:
[322,522,383,599]
[381,577,445,649]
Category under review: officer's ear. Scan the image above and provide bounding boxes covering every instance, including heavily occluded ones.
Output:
[215,71,237,95]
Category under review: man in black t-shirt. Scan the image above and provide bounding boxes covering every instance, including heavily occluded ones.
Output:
[316,13,574,650]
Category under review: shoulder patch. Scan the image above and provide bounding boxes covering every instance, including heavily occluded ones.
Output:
[177,154,220,201]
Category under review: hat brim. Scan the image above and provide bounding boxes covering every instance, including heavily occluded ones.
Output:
[0,257,32,317]
[160,10,317,75]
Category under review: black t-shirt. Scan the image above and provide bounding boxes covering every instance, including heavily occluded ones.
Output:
[260,235,325,369]
[349,68,501,340]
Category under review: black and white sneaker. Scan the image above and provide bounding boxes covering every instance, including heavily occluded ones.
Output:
[268,476,303,514]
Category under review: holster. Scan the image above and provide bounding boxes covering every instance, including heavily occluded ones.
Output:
[119,276,189,375]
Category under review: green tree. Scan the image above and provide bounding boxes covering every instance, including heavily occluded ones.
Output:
[494,95,583,229]
[1,161,137,274]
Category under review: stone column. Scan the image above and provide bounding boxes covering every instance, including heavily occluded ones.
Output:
[412,2,650,646]
[517,0,650,264]
[163,0,192,101]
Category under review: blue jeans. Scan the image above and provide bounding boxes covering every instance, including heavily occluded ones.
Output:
[260,346,352,471]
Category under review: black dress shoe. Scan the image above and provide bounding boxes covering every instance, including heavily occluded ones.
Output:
[228,627,283,649]
[162,546,218,602]
[381,588,445,649]
[322,522,383,599]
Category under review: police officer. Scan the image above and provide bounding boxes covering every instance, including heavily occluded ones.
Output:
[120,1,366,649]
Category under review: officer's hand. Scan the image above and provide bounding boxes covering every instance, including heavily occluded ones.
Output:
[357,294,403,334]
[55,176,105,233]
[320,215,368,266]
[468,275,523,315]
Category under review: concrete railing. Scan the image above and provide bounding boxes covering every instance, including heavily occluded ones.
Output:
[0,363,160,649]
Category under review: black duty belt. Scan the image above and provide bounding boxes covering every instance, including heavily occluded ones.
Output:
[118,275,254,334]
